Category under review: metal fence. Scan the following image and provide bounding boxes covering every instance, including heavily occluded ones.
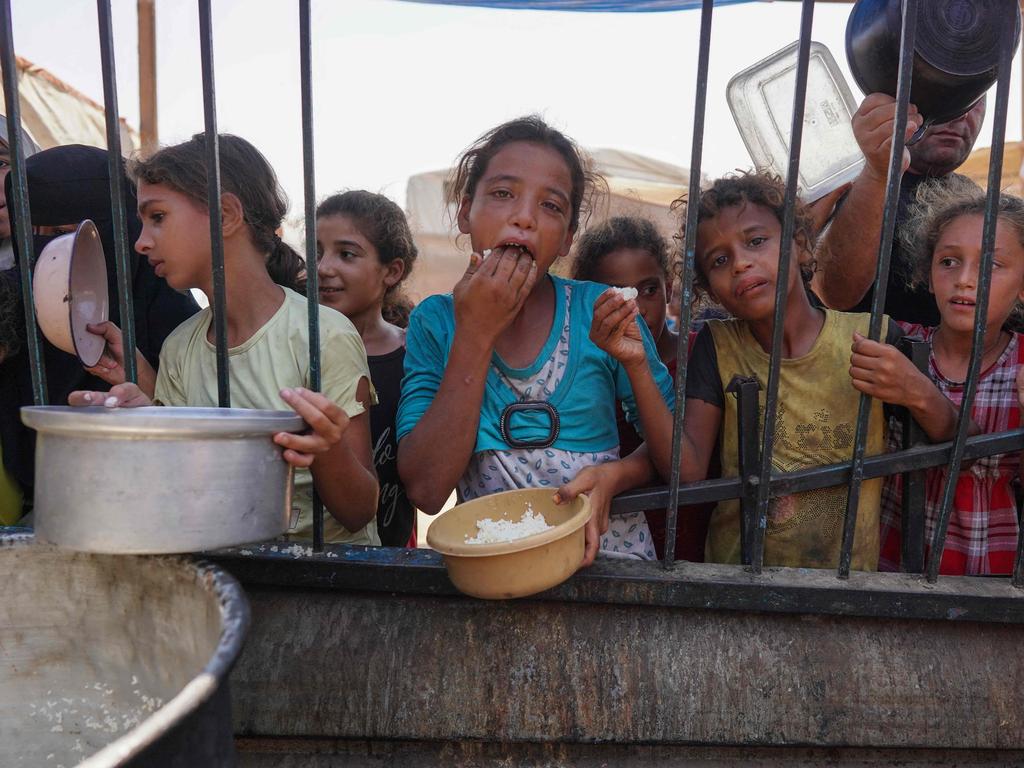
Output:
[3,0,1024,585]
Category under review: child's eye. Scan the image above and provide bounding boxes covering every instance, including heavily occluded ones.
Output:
[491,189,512,199]
[709,253,728,268]
[938,256,958,268]
[150,212,164,224]
[641,285,659,297]
[340,250,358,261]
[542,200,565,215]
[749,236,767,247]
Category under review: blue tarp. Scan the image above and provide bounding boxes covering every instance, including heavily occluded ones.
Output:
[398,0,754,12]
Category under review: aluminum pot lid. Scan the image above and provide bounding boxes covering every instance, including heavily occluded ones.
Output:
[21,405,306,437]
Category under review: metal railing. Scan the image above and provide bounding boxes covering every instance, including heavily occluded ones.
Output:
[3,0,1023,586]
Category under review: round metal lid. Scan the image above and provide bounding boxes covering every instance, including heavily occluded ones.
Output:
[21,405,306,437]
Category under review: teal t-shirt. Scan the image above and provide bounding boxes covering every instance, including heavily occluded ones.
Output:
[396,274,675,454]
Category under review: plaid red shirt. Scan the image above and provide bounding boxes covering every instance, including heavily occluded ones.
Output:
[879,325,1023,575]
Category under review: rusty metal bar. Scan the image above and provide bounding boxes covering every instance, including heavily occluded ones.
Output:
[838,0,918,579]
[197,0,230,407]
[897,337,929,573]
[929,4,1016,584]
[726,375,760,565]
[96,0,138,385]
[299,0,325,551]
[662,0,712,570]
[749,0,814,574]
[610,428,1024,515]
[0,0,46,403]
[137,0,158,155]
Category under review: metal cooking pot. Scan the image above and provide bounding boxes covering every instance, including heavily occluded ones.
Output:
[21,406,304,554]
[846,0,1021,139]
[0,533,249,767]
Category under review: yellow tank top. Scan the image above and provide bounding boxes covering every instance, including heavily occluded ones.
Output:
[705,310,887,571]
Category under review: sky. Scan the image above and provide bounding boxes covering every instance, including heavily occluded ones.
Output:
[6,0,1023,219]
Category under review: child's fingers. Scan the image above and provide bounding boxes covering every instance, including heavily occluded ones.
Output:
[507,253,535,294]
[275,431,328,458]
[278,444,315,468]
[593,298,634,337]
[281,387,347,438]
[68,389,109,407]
[580,516,599,568]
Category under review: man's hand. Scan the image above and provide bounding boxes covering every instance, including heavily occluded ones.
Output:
[852,93,922,183]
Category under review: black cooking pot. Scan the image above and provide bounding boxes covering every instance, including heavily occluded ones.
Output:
[846,0,1020,136]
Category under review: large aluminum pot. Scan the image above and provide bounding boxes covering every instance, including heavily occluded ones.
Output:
[0,533,249,767]
[21,406,304,554]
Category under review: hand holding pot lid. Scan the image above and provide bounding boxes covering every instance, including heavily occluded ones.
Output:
[31,219,109,367]
[846,0,1021,140]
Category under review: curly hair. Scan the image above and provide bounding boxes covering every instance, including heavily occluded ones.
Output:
[316,190,418,325]
[899,176,1024,328]
[570,215,670,283]
[675,172,817,296]
[446,115,605,235]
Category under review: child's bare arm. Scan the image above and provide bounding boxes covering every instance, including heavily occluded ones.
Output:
[554,445,659,567]
[277,383,379,533]
[83,321,158,398]
[398,250,537,514]
[849,332,977,442]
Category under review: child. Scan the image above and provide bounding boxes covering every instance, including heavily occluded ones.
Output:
[316,190,417,547]
[879,183,1024,575]
[571,215,713,561]
[68,134,379,545]
[561,172,963,570]
[396,116,676,566]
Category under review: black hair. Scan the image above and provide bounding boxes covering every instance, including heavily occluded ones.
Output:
[571,215,670,282]
[316,190,418,327]
[129,133,305,293]
[446,115,602,233]
[677,172,817,295]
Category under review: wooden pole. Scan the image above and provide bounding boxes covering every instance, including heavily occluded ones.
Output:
[138,0,157,155]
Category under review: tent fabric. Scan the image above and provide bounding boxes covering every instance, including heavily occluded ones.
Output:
[2,56,138,154]
[399,0,752,11]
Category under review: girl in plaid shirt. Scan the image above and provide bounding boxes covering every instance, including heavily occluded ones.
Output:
[879,181,1024,575]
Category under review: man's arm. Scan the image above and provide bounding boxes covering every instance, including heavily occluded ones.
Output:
[812,94,921,310]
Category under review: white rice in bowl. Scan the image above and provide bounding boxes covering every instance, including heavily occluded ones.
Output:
[465,503,554,544]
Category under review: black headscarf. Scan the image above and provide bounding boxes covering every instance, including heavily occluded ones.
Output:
[0,144,199,506]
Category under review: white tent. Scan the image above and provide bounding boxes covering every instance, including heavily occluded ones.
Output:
[404,147,696,301]
[4,55,139,153]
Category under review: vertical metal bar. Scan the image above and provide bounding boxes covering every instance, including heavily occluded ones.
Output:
[0,1,46,403]
[197,0,230,408]
[96,0,137,385]
[898,337,929,573]
[299,0,325,552]
[727,375,761,565]
[838,0,919,579]
[929,4,1016,584]
[663,0,713,570]
[749,0,815,574]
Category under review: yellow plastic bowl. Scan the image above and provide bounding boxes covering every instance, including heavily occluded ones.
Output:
[426,488,592,600]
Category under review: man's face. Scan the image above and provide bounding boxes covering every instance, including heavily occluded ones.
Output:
[0,143,10,239]
[908,98,986,177]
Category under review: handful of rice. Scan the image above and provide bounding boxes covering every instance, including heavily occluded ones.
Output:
[610,286,638,301]
[465,503,554,544]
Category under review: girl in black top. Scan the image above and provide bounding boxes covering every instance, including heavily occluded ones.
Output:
[315,191,418,546]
